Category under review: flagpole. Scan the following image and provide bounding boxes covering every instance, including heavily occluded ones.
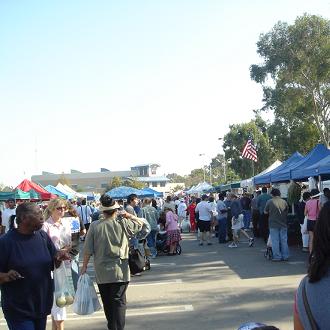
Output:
[252,159,254,177]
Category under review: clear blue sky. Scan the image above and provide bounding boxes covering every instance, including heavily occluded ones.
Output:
[0,0,329,186]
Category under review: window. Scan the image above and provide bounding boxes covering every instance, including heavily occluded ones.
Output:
[160,182,166,187]
[152,182,157,187]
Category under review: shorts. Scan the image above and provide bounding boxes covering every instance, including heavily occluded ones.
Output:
[307,220,316,232]
[198,220,211,232]
[232,228,241,238]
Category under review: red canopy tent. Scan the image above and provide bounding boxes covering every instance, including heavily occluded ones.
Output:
[16,179,56,200]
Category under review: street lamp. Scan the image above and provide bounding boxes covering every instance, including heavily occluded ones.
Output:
[198,153,206,182]
[218,138,226,183]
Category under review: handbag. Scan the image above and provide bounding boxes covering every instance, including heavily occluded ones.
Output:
[302,280,319,330]
[128,247,145,275]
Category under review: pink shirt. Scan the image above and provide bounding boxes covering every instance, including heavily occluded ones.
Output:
[165,211,179,231]
[305,199,319,221]
[42,217,72,249]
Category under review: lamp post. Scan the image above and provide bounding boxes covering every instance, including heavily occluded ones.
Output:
[218,138,226,183]
[199,153,206,182]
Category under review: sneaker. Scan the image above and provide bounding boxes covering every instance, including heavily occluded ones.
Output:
[207,242,213,246]
[199,242,203,246]
[248,238,254,247]
[228,242,238,248]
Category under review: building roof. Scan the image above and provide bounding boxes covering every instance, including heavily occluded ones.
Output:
[135,176,170,182]
[131,163,160,168]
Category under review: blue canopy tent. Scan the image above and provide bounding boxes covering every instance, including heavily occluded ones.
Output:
[272,144,330,183]
[106,186,151,199]
[253,152,304,185]
[44,185,70,199]
[141,187,163,198]
[291,154,330,181]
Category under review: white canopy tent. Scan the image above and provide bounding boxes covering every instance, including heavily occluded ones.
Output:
[240,160,282,188]
[55,183,86,199]
[187,182,213,194]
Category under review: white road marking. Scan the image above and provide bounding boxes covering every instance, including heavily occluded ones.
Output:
[130,279,183,287]
[151,262,176,266]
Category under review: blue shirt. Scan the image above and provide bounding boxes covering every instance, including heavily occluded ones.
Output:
[0,229,57,320]
[257,193,272,214]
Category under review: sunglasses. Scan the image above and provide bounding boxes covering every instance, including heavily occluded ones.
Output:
[56,207,67,211]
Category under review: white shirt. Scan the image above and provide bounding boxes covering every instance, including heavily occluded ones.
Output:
[195,201,213,221]
[2,208,16,232]
[177,202,187,217]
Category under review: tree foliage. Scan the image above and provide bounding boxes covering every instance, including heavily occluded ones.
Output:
[223,118,276,179]
[250,14,330,147]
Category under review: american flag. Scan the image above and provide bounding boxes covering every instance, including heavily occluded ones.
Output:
[241,139,258,162]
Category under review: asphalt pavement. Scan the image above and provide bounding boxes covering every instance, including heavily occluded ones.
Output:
[0,231,308,330]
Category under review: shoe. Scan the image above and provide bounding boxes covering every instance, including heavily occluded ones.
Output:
[207,242,213,246]
[281,258,289,261]
[248,238,254,247]
[228,242,238,248]
[199,242,203,246]
[271,259,281,262]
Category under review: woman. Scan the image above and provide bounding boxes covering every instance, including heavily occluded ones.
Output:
[294,201,330,329]
[81,194,143,330]
[187,198,197,232]
[0,202,69,330]
[304,188,320,253]
[64,201,86,291]
[43,198,72,330]
[165,208,181,255]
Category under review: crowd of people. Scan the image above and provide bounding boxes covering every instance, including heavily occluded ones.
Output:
[1,185,330,330]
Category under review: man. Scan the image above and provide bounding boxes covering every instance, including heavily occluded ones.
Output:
[140,198,159,258]
[264,188,289,261]
[195,194,213,246]
[251,191,261,237]
[177,199,187,231]
[76,199,92,239]
[2,198,16,233]
[216,193,227,243]
[126,194,139,216]
[240,193,252,229]
[257,187,272,243]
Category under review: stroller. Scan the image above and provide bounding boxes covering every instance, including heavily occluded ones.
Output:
[156,231,182,255]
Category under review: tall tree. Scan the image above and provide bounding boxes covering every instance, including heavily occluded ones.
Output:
[250,14,330,147]
[223,118,275,179]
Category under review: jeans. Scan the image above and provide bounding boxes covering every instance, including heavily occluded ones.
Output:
[6,317,47,330]
[269,227,289,260]
[242,210,251,229]
[146,229,158,257]
[71,253,80,291]
[98,282,129,330]
[259,213,269,243]
[217,217,227,243]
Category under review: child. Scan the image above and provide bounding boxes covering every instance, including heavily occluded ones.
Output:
[165,208,182,255]
[228,213,254,248]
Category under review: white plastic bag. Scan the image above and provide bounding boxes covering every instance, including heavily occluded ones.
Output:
[73,274,102,315]
[301,216,308,234]
[53,262,75,307]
